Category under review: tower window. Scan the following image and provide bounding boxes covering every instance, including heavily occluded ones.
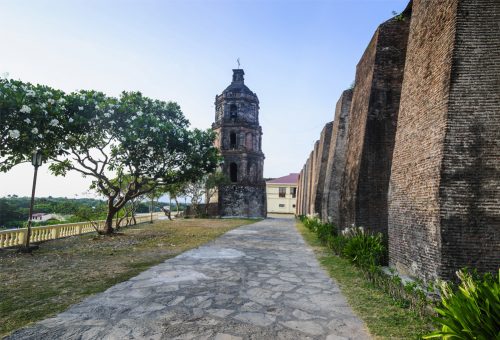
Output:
[230,104,237,118]
[230,132,237,149]
[230,163,238,183]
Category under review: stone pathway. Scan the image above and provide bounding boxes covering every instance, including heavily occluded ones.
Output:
[9,217,370,340]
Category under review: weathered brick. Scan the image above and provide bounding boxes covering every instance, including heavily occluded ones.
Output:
[339,9,411,236]
[389,0,500,281]
[309,144,319,215]
[322,89,353,224]
[314,122,333,218]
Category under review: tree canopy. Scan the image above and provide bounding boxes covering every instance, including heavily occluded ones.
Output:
[0,77,220,233]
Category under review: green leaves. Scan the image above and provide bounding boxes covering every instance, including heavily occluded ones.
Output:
[423,269,500,340]
[0,78,68,171]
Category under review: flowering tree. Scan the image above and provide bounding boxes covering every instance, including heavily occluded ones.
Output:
[1,78,220,235]
[0,78,88,170]
[49,91,219,234]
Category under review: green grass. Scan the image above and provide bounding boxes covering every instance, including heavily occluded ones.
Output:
[0,218,257,337]
[297,221,434,339]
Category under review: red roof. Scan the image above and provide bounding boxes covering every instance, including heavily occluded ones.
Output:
[266,173,299,185]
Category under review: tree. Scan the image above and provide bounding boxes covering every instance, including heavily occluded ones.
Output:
[204,171,229,214]
[0,77,102,171]
[165,182,188,216]
[49,91,219,234]
[184,171,229,216]
[74,204,107,233]
[1,77,220,235]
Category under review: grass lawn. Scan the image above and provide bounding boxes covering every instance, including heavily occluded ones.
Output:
[296,221,434,340]
[0,218,257,337]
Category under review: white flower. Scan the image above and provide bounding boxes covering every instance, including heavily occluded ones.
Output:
[41,103,46,108]
[44,91,52,96]
[9,129,20,139]
[31,127,38,134]
[48,98,55,104]
[58,98,65,104]
[78,106,84,111]
[26,90,36,97]
[19,105,31,114]
[49,119,59,126]
[24,118,31,124]
[109,120,115,125]
[69,118,74,123]
[104,112,111,118]
[38,134,43,138]
[136,111,143,116]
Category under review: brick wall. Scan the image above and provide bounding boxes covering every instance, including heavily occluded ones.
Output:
[309,144,319,214]
[339,13,411,236]
[305,153,313,215]
[439,0,500,279]
[314,122,333,218]
[322,89,353,224]
[389,0,499,281]
[296,169,303,215]
[296,0,498,281]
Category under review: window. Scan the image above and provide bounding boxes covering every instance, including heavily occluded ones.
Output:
[291,187,297,198]
[230,104,237,118]
[279,187,286,198]
[279,204,285,208]
[230,132,237,149]
[230,163,238,182]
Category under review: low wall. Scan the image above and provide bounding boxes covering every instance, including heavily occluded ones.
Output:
[0,213,161,249]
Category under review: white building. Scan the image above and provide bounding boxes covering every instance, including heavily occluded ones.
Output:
[266,173,299,214]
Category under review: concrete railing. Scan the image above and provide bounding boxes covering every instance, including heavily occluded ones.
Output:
[0,213,162,249]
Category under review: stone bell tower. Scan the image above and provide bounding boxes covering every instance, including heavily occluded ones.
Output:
[212,69,266,218]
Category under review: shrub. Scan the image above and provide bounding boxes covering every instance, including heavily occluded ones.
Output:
[327,233,347,255]
[316,221,335,244]
[341,227,385,269]
[301,216,336,245]
[424,269,500,339]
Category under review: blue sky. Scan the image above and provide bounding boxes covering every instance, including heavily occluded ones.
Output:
[0,0,408,198]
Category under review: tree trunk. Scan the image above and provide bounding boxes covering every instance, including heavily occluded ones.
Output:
[175,198,179,215]
[102,205,117,234]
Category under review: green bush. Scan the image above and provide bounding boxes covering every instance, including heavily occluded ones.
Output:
[316,221,335,244]
[424,269,500,339]
[341,227,385,269]
[327,233,347,255]
[301,216,335,245]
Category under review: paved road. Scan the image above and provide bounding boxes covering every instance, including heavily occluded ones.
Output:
[9,217,370,340]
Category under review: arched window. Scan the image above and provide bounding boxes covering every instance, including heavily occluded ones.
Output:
[230,163,238,183]
[230,104,237,118]
[230,132,237,149]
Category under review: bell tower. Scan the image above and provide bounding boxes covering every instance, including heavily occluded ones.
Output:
[212,69,266,218]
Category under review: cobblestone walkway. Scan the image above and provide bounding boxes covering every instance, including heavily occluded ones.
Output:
[9,217,370,340]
